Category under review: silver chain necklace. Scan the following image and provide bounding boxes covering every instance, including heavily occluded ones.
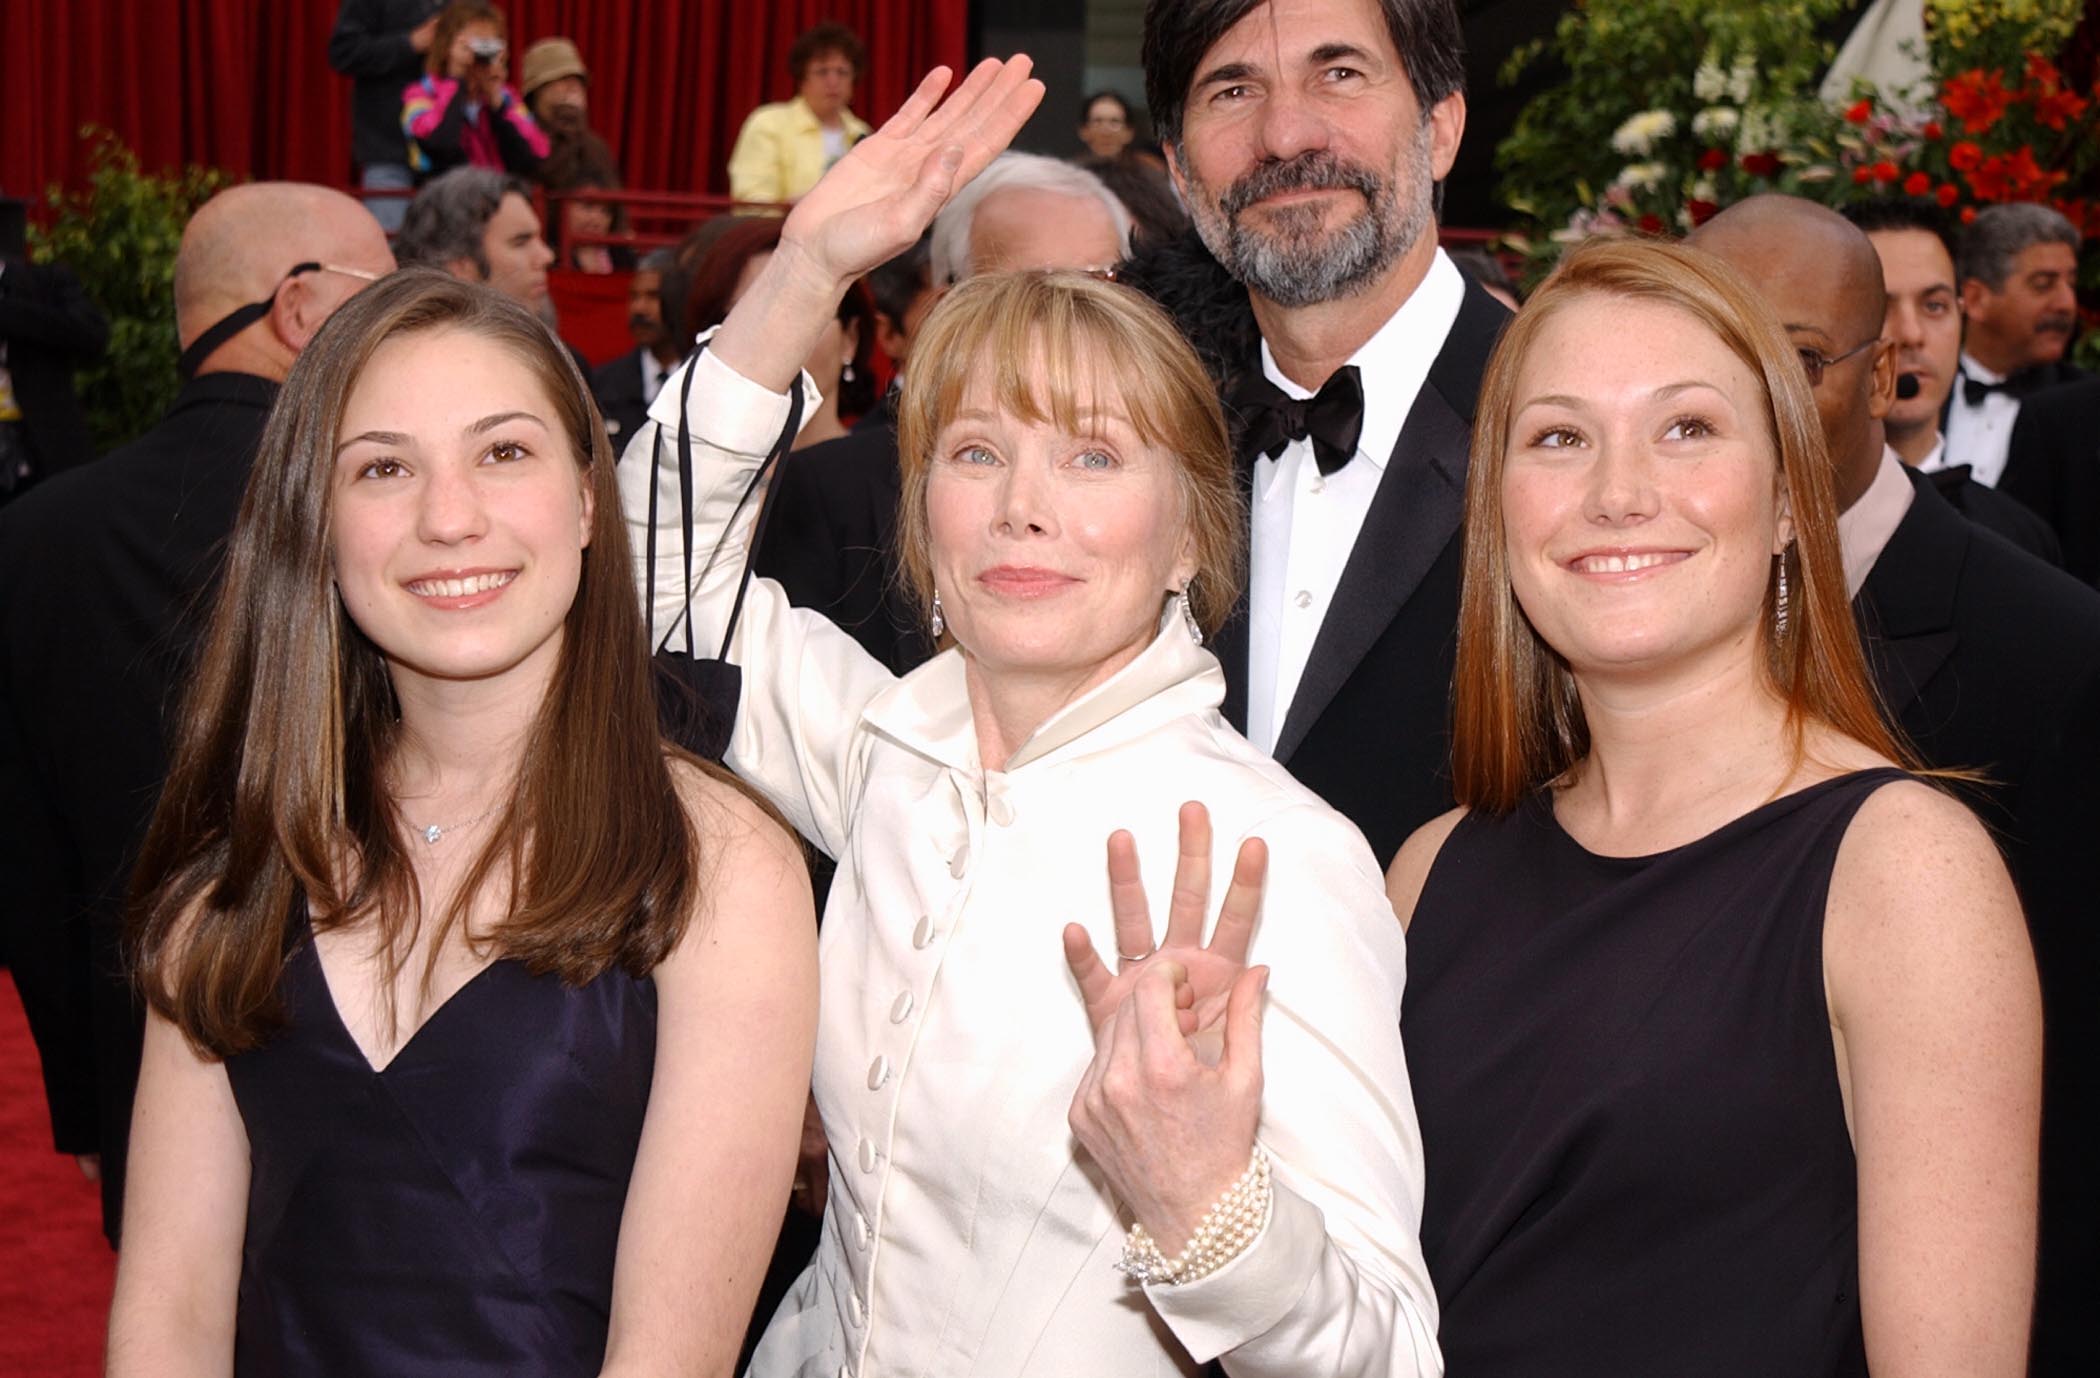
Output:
[409,803,503,846]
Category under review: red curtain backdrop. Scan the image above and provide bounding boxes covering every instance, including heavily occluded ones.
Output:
[2,1,970,204]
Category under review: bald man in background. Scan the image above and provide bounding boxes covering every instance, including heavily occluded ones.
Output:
[0,184,393,1242]
[1696,195,2100,1377]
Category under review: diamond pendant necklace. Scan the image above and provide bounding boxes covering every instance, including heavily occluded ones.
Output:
[410,803,503,846]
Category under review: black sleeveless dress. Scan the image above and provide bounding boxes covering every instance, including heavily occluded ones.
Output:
[1403,769,1908,1377]
[222,928,657,1376]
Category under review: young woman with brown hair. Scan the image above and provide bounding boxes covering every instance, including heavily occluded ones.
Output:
[1386,238,2041,1375]
[104,270,816,1376]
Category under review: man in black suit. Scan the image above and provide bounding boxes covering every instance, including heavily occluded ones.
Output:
[1843,198,2060,563]
[590,249,684,454]
[1942,202,2084,484]
[1700,195,2100,1378]
[2004,376,2100,588]
[1122,0,1507,866]
[0,183,394,1242]
[0,195,108,496]
[327,0,445,232]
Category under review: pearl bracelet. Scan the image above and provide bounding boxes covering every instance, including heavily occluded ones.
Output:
[1115,1147,1273,1286]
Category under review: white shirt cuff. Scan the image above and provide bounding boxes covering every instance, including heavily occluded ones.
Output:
[1143,1177,1324,1361]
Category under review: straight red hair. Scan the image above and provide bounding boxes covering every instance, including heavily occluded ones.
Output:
[1452,238,1915,813]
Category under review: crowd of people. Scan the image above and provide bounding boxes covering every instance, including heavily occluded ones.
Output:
[1,0,2097,1375]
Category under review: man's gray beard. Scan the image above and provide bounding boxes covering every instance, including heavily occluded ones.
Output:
[1180,133,1432,309]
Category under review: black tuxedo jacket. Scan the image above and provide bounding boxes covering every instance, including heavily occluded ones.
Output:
[753,396,931,676]
[590,346,662,457]
[1855,467,2100,1372]
[0,257,109,481]
[1203,280,1510,867]
[2003,374,2100,588]
[0,371,277,1241]
[1924,462,2061,566]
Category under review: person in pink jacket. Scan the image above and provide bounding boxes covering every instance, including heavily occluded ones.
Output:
[400,0,547,180]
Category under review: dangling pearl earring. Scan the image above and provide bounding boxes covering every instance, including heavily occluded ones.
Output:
[842,361,857,384]
[1177,584,1202,646]
[1774,550,1791,638]
[930,590,945,640]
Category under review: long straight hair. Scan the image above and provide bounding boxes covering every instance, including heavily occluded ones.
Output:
[1452,238,1916,812]
[132,270,708,1057]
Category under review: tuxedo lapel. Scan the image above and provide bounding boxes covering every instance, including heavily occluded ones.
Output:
[1855,468,1966,722]
[1264,280,1507,764]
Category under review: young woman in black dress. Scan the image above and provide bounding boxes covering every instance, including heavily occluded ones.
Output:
[1386,239,2041,1375]
[104,269,817,1375]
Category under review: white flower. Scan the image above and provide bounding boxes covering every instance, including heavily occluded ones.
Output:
[1726,51,1757,104]
[1613,160,1669,191]
[1693,51,1728,103]
[1691,176,1719,203]
[1738,104,1782,152]
[1610,110,1678,156]
[1690,106,1739,140]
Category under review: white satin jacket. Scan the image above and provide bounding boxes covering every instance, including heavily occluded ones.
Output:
[619,350,1442,1378]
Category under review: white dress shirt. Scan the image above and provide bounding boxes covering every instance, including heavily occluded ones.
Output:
[1836,444,1918,595]
[639,348,671,408]
[1245,248,1465,754]
[1938,351,2021,487]
[620,350,1442,1378]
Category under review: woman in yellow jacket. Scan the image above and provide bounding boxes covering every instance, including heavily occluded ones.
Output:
[729,24,873,205]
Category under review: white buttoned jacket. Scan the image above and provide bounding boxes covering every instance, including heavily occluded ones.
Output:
[619,351,1442,1377]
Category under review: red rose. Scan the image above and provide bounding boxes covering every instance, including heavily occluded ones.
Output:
[1845,98,1873,124]
[1740,152,1782,178]
[1903,170,1932,196]
[2033,87,2089,131]
[1686,199,1720,227]
[1872,160,1901,184]
[1936,183,1960,208]
[1948,141,1984,171]
[1697,147,1729,172]
[1852,165,1873,185]
[1637,213,1666,236]
[1960,206,1978,224]
[1921,120,1943,141]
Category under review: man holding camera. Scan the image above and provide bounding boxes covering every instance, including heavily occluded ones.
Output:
[328,0,446,230]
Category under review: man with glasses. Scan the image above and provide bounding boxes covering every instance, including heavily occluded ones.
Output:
[0,183,394,1244]
[1698,195,2100,1377]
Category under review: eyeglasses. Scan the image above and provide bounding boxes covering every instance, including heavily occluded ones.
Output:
[1795,337,1880,387]
[1083,265,1120,283]
[1084,115,1130,129]
[288,261,386,284]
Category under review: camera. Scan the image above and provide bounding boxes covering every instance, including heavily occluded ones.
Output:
[468,36,505,64]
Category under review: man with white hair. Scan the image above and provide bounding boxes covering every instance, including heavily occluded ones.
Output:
[0,183,394,1243]
[927,151,1133,285]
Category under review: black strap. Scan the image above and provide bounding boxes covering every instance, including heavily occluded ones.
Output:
[176,261,321,379]
[648,342,805,660]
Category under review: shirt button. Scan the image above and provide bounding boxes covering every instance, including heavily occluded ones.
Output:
[911,915,935,949]
[948,847,968,878]
[1293,589,1313,609]
[854,1212,871,1249]
[858,1139,878,1173]
[988,794,1015,826]
[1308,475,1325,493]
[890,989,914,1023]
[849,1292,867,1325]
[838,1366,852,1378]
[866,1055,891,1090]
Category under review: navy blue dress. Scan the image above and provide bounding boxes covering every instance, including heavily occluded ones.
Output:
[223,928,657,1376]
[1403,770,1908,1376]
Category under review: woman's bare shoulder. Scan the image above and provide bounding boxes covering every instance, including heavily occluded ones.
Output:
[1384,806,1471,932]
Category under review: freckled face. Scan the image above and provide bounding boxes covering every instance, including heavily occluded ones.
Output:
[331,328,592,693]
[1501,296,1792,681]
[924,363,1196,693]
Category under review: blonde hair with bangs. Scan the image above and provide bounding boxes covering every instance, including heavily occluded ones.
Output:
[1453,238,1916,812]
[893,271,1244,636]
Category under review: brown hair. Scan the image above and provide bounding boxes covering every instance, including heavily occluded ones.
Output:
[893,270,1244,636]
[1452,237,1914,812]
[789,22,865,82]
[427,0,506,78]
[130,269,714,1057]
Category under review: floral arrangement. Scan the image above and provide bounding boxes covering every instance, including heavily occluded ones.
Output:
[1498,2,2099,289]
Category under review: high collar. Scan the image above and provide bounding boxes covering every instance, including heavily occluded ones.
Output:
[783,95,870,138]
[861,608,1223,774]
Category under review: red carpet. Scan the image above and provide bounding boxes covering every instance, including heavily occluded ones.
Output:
[0,976,113,1376]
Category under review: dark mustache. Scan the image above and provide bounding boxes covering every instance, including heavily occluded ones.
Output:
[1220,152,1380,216]
[2036,314,2077,334]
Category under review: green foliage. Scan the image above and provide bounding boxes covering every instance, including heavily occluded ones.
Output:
[29,129,231,453]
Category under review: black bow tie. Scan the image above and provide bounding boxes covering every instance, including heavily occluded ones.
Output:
[1235,365,1365,475]
[1961,368,2045,406]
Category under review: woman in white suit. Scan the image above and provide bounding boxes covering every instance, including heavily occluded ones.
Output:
[622,60,1441,1377]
